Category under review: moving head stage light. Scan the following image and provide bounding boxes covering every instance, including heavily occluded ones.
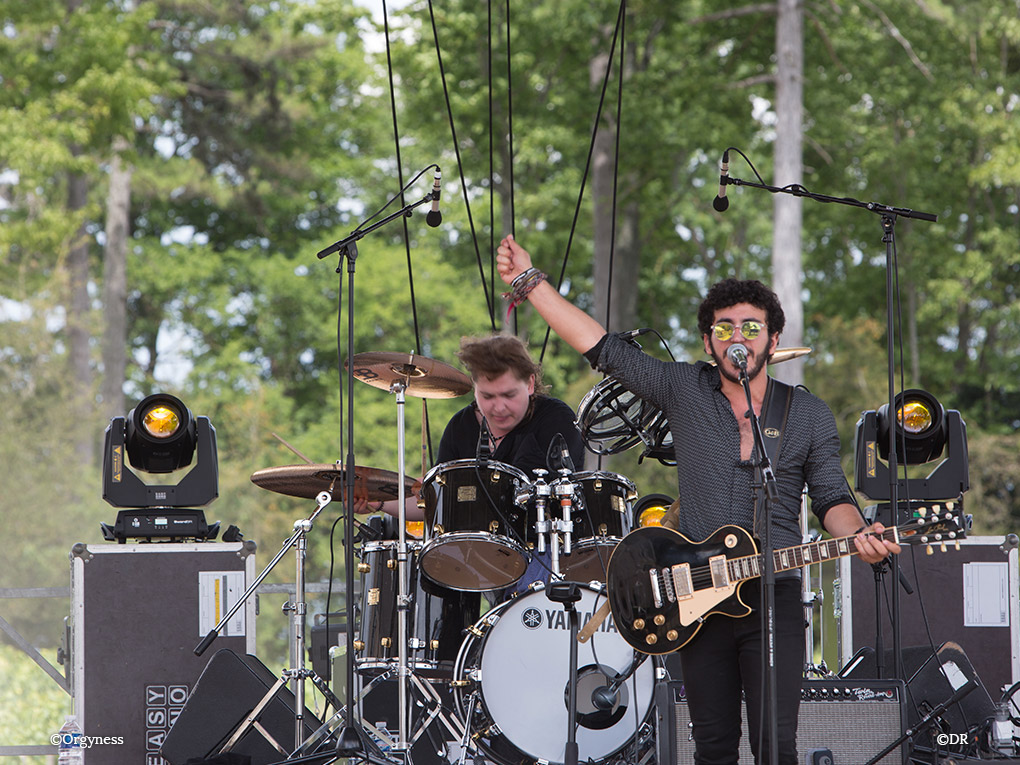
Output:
[101,393,220,542]
[854,388,969,502]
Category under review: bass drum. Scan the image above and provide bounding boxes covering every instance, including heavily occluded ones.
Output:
[451,584,654,765]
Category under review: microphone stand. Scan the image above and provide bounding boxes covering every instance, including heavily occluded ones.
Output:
[735,359,781,765]
[318,183,438,764]
[721,162,938,739]
[546,581,583,765]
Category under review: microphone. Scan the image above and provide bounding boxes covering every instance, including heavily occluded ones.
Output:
[425,168,442,227]
[712,150,730,212]
[621,327,653,342]
[726,343,748,369]
[553,432,575,473]
[477,416,492,464]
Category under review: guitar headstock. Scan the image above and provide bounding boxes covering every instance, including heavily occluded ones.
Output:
[896,500,971,553]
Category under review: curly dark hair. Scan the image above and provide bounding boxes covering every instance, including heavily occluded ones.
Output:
[456,334,548,393]
[696,278,785,339]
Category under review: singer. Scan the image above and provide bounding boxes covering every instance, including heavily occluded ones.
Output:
[496,235,899,765]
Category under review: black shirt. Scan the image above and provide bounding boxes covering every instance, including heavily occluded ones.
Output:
[437,395,586,479]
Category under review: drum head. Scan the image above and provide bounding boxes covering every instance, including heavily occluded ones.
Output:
[419,532,529,592]
[459,585,654,764]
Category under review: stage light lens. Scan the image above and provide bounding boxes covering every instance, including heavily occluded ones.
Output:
[142,405,182,439]
[898,400,934,435]
[638,505,667,527]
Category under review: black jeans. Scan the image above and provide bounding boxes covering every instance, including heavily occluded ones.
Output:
[678,578,805,765]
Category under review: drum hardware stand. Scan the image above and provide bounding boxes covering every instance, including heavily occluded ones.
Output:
[547,580,584,765]
[193,490,341,758]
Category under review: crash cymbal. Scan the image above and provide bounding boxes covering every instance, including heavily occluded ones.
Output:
[346,351,472,399]
[709,347,812,366]
[769,346,811,364]
[251,463,417,502]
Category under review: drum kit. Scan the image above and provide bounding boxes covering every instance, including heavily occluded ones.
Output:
[245,350,655,765]
[242,345,811,765]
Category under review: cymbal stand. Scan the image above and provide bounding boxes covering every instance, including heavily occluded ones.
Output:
[389,375,412,752]
[193,490,336,755]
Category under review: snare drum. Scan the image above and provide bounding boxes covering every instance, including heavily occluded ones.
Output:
[418,459,530,592]
[558,471,637,583]
[451,584,654,765]
[356,540,444,674]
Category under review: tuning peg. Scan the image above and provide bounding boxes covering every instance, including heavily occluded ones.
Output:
[926,545,934,556]
[940,541,947,552]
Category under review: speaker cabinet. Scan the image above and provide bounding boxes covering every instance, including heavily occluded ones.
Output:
[839,535,1020,697]
[161,649,324,765]
[70,542,256,765]
[655,679,907,765]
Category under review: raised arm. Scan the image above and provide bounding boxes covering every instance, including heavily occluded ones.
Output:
[496,235,607,354]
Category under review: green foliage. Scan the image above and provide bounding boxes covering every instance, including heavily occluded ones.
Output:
[1,0,1019,676]
[0,644,68,759]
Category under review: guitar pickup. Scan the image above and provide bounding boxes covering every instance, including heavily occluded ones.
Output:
[709,555,731,589]
[670,563,694,600]
[649,568,663,609]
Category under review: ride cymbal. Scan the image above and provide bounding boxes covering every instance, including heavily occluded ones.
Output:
[250,463,416,502]
[346,351,472,399]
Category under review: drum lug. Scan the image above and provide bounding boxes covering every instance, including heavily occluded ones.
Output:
[598,523,608,536]
[488,520,499,534]
[353,639,365,652]
[358,561,370,573]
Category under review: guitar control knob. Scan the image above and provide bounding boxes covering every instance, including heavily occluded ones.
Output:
[645,634,658,645]
[653,614,666,626]
[666,630,678,641]
[633,618,646,630]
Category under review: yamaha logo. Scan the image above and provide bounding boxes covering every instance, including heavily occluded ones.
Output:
[521,607,543,629]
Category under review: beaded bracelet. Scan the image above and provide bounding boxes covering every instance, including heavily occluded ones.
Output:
[502,267,547,319]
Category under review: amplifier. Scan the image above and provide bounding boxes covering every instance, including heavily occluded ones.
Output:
[655,678,908,765]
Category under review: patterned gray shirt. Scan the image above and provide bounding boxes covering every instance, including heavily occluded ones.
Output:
[591,333,857,554]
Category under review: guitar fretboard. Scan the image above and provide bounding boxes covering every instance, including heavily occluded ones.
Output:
[727,529,897,582]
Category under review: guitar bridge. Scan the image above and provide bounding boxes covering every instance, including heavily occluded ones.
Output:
[662,568,677,603]
[649,568,663,609]
[670,563,694,600]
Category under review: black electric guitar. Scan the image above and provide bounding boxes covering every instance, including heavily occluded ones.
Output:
[606,504,968,655]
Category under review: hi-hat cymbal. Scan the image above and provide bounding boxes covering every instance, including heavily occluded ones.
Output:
[251,463,417,502]
[346,351,472,399]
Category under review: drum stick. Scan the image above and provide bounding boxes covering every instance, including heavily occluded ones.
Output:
[578,599,612,643]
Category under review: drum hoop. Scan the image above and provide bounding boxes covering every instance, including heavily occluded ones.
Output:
[571,470,638,493]
[422,454,530,485]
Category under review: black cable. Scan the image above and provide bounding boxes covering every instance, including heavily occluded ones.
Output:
[425,0,497,329]
[539,0,627,364]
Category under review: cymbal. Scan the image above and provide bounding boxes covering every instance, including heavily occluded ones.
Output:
[346,351,472,399]
[770,346,811,364]
[251,463,417,502]
[709,347,812,366]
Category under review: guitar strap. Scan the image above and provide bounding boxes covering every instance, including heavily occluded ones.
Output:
[752,378,794,538]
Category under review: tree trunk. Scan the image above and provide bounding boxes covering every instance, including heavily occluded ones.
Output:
[772,0,805,386]
[590,53,639,335]
[67,168,95,466]
[102,136,133,420]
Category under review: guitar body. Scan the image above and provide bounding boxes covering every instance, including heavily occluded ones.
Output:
[606,525,758,654]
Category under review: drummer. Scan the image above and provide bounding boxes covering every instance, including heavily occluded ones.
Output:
[367,334,585,665]
[375,334,586,581]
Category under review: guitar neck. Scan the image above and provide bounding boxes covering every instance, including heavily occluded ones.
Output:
[729,528,897,582]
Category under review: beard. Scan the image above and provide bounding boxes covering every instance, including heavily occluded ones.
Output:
[712,346,769,384]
